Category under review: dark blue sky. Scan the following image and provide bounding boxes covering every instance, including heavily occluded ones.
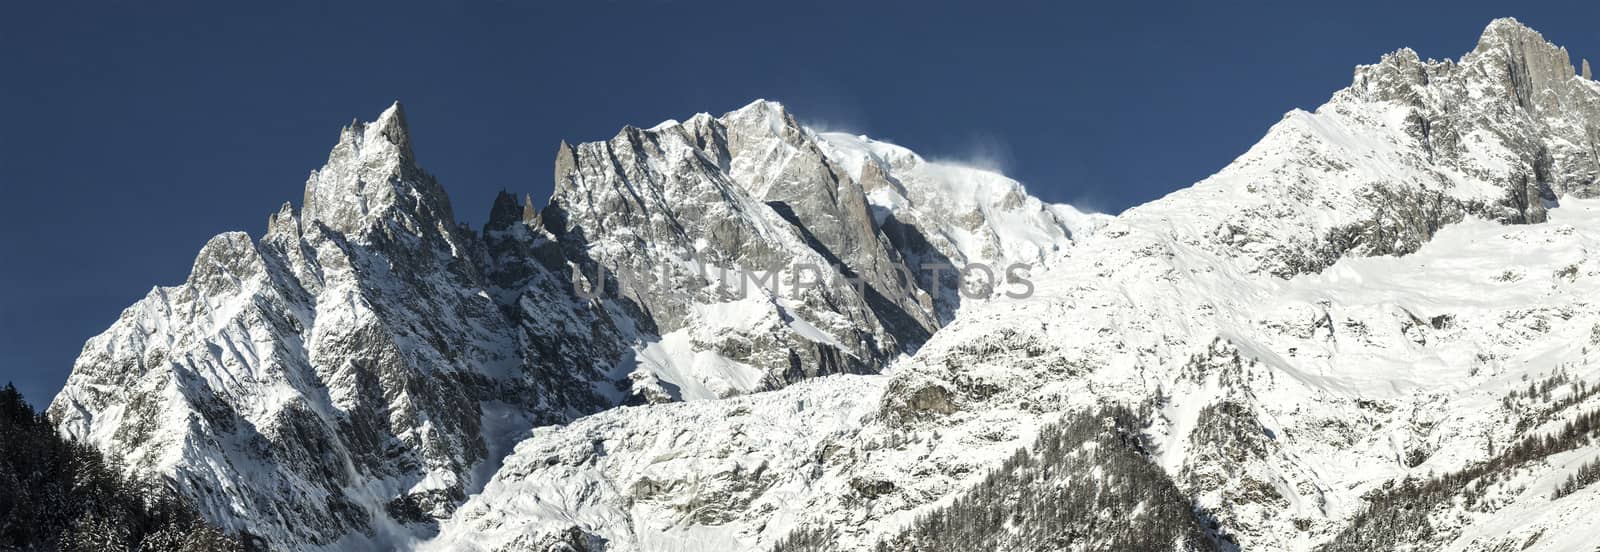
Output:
[3,1,1597,405]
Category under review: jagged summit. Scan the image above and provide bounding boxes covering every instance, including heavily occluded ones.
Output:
[485,189,523,229]
[299,102,457,240]
[369,100,413,155]
[1475,17,1554,48]
[1466,18,1581,111]
[1260,16,1600,276]
[717,98,787,120]
[1354,18,1584,101]
[550,138,577,195]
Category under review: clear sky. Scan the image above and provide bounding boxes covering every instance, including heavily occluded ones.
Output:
[2,0,1598,405]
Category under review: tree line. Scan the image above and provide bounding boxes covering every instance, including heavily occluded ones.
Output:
[1319,403,1600,551]
[773,407,1223,552]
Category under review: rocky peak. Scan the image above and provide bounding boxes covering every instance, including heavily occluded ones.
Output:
[721,99,795,134]
[485,189,524,232]
[1465,17,1576,111]
[300,101,458,241]
[264,201,299,241]
[1331,18,1600,236]
[718,100,811,162]
[185,231,262,298]
[369,100,415,159]
[520,192,541,226]
[553,139,578,192]
[1472,17,1565,58]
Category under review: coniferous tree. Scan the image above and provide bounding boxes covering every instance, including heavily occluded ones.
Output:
[1323,403,1600,551]
[0,382,247,551]
[772,407,1222,552]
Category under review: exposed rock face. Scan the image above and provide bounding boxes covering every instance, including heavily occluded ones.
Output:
[1346,19,1600,213]
[813,131,1106,323]
[540,104,929,396]
[1184,18,1600,278]
[49,98,1092,549]
[49,103,641,547]
[536,101,1102,401]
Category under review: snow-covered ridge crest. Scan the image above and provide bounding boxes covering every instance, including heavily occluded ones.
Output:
[644,99,1109,269]
[1114,16,1600,279]
[812,130,1109,268]
[299,101,460,242]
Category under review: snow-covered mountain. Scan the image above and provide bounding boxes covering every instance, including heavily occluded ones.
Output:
[422,18,1600,552]
[47,16,1600,552]
[47,94,1095,549]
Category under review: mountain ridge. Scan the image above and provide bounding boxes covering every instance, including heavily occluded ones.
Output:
[45,16,1600,552]
[48,95,1095,550]
[424,17,1600,551]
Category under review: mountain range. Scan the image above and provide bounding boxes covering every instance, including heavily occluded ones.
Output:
[41,17,1600,552]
